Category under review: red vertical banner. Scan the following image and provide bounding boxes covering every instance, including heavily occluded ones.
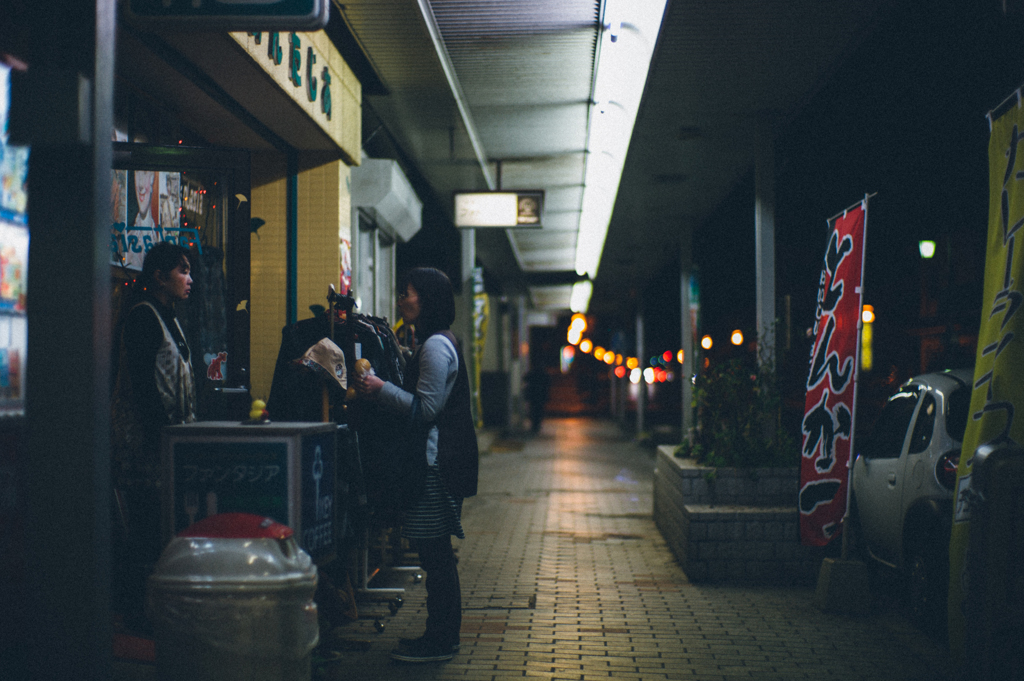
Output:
[799,199,868,546]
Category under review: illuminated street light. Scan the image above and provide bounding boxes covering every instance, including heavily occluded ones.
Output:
[626,357,639,370]
[643,367,655,384]
[701,335,713,350]
[861,304,875,323]
[676,349,684,363]
[730,330,743,346]
[629,368,641,384]
[918,240,936,259]
[580,339,593,353]
[569,313,587,333]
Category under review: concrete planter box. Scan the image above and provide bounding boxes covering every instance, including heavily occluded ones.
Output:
[653,445,820,585]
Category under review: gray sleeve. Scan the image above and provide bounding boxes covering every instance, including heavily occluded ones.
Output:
[375,335,458,422]
[413,335,458,421]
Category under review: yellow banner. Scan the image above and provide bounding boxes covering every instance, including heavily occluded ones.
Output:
[947,94,1024,663]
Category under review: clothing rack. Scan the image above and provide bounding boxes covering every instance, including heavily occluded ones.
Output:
[325,289,421,596]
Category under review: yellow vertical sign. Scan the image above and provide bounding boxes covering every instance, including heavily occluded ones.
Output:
[947,93,1024,664]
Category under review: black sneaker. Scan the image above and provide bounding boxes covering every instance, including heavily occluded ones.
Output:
[389,637,455,663]
[398,635,460,652]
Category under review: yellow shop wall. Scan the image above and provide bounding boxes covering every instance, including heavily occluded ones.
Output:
[248,156,352,402]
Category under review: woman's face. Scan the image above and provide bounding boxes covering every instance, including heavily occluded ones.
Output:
[398,283,420,324]
[157,258,192,302]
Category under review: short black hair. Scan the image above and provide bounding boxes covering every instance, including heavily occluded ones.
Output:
[141,241,191,289]
[402,267,455,338]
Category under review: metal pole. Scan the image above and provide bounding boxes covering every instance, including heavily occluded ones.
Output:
[680,228,694,442]
[755,119,776,365]
[286,151,298,324]
[636,309,645,437]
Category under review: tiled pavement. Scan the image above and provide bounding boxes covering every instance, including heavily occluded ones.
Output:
[321,418,955,681]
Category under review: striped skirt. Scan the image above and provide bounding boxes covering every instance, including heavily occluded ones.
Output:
[402,464,465,540]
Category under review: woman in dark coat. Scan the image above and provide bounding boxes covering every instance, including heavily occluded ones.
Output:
[111,241,197,630]
[354,267,479,663]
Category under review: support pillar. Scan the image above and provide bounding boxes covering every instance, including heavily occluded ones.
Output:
[461,229,479,426]
[635,309,645,437]
[755,121,776,364]
[680,229,694,441]
[12,1,116,677]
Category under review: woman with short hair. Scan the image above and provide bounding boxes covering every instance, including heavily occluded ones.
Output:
[354,266,479,663]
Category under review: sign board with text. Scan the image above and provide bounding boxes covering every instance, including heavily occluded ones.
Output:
[162,421,337,562]
[454,191,544,228]
[126,0,329,31]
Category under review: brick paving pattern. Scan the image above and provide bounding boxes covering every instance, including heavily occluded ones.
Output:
[322,418,953,681]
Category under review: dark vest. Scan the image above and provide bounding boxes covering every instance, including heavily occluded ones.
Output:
[405,331,479,498]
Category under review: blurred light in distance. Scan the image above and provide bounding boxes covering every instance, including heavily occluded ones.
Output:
[560,345,576,373]
[730,330,743,346]
[567,327,582,345]
[603,351,615,364]
[676,349,684,363]
[662,350,672,363]
[626,357,638,370]
[615,353,623,365]
[614,365,627,378]
[629,368,641,384]
[593,346,606,358]
[861,306,874,371]
[580,339,593,353]
[569,313,588,333]
[701,335,712,350]
[643,367,655,384]
[656,368,667,382]
[570,281,593,312]
[918,240,936,259]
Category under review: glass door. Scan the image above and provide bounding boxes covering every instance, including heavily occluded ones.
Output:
[111,144,251,419]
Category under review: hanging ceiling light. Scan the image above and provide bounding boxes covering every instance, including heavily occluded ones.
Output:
[575,0,668,279]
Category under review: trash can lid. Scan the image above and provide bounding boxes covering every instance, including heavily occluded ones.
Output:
[150,514,315,591]
[177,512,293,540]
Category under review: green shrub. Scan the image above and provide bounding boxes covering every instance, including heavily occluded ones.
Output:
[689,340,797,469]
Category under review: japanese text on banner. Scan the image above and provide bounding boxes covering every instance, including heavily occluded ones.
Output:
[947,98,1024,660]
[799,202,867,546]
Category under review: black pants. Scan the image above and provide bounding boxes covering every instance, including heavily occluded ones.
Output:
[413,536,461,645]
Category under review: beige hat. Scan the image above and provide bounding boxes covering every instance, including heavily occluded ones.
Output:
[297,337,347,390]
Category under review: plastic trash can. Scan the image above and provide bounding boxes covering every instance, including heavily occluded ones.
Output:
[146,513,319,681]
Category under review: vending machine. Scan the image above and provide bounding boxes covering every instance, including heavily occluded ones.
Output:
[0,60,29,645]
[0,64,28,418]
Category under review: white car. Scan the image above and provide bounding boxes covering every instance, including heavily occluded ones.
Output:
[850,368,972,630]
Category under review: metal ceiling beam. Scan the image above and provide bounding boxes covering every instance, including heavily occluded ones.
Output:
[415,0,495,190]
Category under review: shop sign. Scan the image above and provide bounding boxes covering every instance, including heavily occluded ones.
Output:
[126,0,328,31]
[454,191,544,228]
[231,31,351,153]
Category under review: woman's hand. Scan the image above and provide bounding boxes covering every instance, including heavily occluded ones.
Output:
[354,372,385,398]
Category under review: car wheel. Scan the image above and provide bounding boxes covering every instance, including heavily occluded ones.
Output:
[906,539,948,641]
